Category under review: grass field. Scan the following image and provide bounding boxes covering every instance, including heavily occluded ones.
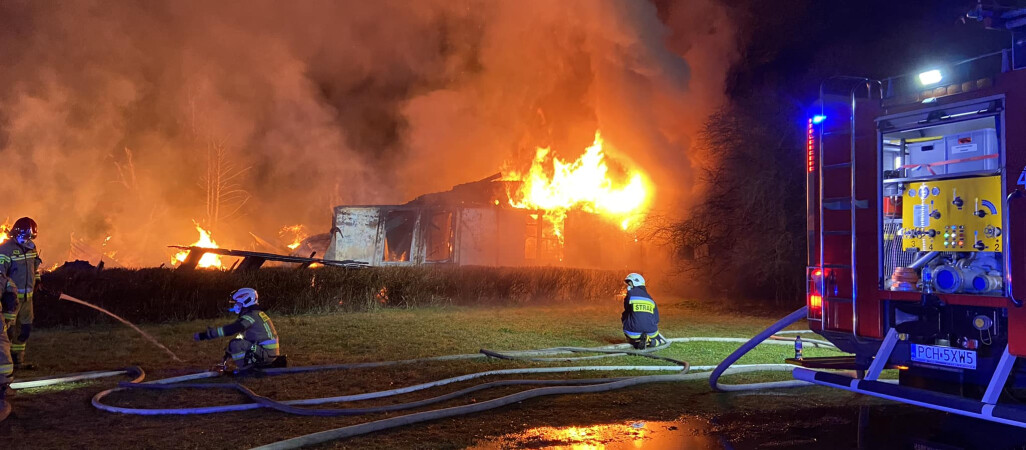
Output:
[0,297,882,449]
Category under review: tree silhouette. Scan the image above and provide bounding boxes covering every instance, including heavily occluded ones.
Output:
[202,139,250,233]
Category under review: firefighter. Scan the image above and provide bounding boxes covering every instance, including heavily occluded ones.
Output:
[621,273,667,349]
[192,288,284,372]
[0,217,42,370]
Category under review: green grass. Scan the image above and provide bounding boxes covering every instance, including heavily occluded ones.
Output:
[2,298,881,449]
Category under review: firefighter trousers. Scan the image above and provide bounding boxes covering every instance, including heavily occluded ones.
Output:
[6,295,32,364]
[226,338,278,369]
[0,319,12,384]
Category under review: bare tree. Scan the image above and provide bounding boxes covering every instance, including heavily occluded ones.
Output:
[202,139,251,232]
[668,95,806,303]
[112,146,139,192]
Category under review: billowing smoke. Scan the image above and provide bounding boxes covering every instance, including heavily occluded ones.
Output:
[0,0,736,266]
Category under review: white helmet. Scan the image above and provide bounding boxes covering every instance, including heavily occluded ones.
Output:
[229,287,259,314]
[624,273,645,288]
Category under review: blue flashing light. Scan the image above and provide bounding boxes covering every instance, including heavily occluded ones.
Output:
[812,115,827,124]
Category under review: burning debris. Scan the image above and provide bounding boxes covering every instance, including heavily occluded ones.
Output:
[279,225,307,251]
[172,223,223,269]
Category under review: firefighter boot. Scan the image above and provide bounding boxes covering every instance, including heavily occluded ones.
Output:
[11,353,34,371]
[0,384,11,422]
[649,335,668,348]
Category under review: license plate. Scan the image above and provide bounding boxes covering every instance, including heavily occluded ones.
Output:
[910,344,976,370]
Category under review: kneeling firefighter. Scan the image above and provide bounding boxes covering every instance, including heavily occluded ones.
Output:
[192,288,285,372]
[621,273,667,350]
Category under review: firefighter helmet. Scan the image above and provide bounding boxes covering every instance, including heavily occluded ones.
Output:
[9,217,37,240]
[624,273,646,288]
[229,287,259,314]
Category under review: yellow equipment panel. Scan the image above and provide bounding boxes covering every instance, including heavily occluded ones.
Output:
[902,176,1002,252]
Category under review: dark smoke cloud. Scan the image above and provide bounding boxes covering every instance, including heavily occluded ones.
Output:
[0,0,736,266]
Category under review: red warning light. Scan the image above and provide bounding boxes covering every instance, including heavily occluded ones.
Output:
[806,118,816,173]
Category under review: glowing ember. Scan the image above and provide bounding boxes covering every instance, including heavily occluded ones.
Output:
[503,132,651,238]
[172,222,223,269]
[279,225,307,251]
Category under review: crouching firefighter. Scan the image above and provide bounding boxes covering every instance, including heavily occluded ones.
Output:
[192,288,286,373]
[621,273,667,350]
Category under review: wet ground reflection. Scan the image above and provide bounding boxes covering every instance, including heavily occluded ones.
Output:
[468,405,1026,449]
[469,419,722,449]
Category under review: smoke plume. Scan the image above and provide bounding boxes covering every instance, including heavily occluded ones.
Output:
[0,0,736,266]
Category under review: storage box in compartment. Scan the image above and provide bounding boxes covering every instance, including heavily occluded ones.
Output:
[907,138,946,177]
[944,128,998,174]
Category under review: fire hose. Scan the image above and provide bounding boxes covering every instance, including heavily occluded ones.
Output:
[10,367,146,390]
[7,307,841,449]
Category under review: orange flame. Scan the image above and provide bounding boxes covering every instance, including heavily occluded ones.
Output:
[172,222,222,269]
[279,225,307,251]
[503,132,651,237]
[0,220,10,245]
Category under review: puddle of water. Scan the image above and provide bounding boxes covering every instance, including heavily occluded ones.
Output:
[468,419,723,450]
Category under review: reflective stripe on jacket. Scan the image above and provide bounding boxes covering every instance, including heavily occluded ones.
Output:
[214,308,280,355]
[621,286,659,334]
[0,240,41,298]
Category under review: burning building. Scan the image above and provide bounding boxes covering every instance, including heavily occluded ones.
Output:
[327,133,654,270]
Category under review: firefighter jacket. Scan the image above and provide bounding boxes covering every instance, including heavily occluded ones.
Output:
[0,240,41,318]
[621,286,659,334]
[197,307,280,354]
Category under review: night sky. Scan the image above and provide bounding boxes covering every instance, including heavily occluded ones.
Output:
[718,0,1013,104]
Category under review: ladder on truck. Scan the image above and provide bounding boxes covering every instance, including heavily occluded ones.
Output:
[817,77,882,340]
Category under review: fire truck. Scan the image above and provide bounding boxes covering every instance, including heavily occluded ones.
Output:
[795,8,1026,426]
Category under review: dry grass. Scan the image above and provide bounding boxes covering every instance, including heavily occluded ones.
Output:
[0,298,875,449]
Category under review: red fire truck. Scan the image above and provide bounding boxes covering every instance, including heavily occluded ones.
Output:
[795,8,1026,426]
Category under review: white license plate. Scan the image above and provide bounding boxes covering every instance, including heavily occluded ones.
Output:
[910,344,977,370]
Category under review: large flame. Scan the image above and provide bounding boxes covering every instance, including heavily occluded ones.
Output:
[0,221,9,245]
[172,222,223,269]
[503,132,651,238]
